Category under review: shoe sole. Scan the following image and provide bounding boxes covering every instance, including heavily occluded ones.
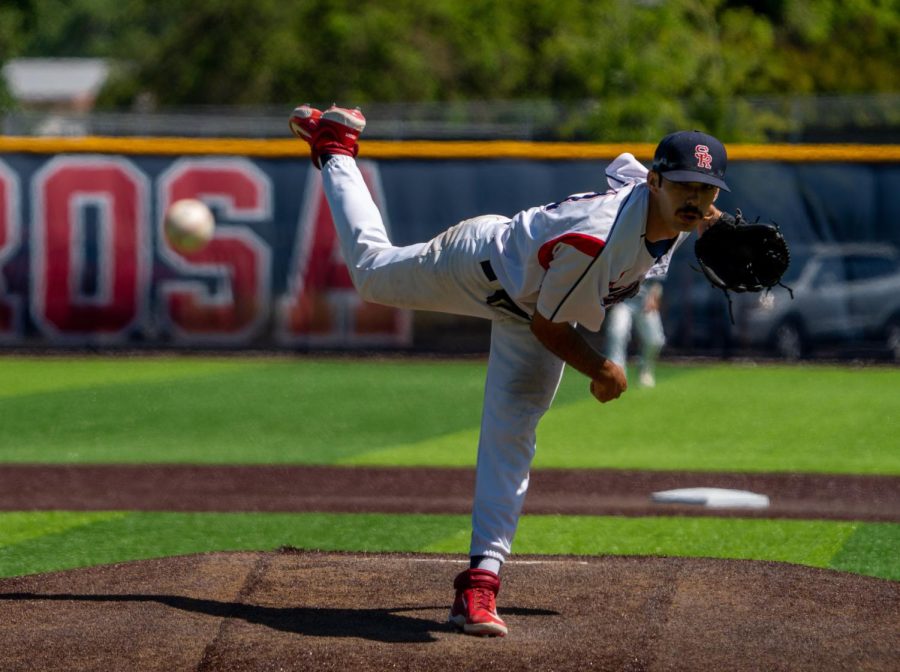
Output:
[448,614,508,637]
[289,121,313,139]
[289,106,320,140]
[322,107,366,133]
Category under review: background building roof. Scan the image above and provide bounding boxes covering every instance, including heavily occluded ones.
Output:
[2,58,110,105]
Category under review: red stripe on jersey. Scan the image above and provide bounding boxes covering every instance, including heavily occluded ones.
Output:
[538,233,605,270]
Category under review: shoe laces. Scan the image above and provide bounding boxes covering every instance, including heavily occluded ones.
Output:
[471,586,497,614]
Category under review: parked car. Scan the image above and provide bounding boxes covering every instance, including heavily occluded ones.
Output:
[733,243,900,360]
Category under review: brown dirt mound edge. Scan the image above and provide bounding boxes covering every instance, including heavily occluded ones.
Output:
[0,550,897,672]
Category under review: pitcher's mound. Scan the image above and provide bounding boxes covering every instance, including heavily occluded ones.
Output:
[0,550,897,671]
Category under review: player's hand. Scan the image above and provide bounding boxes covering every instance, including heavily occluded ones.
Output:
[590,360,627,403]
[698,204,723,236]
[643,293,660,313]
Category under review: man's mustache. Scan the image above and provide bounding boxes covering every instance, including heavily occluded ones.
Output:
[677,206,703,217]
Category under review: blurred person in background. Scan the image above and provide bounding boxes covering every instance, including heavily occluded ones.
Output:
[601,276,666,388]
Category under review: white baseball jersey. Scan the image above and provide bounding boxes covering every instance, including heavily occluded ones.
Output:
[319,152,690,565]
[488,153,689,331]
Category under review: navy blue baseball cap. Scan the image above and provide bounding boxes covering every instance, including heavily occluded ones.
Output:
[652,130,730,192]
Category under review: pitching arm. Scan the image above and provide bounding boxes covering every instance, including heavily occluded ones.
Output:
[530,311,626,403]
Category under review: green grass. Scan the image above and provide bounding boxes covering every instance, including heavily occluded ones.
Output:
[0,355,897,583]
[0,356,897,474]
[0,357,487,464]
[0,511,896,581]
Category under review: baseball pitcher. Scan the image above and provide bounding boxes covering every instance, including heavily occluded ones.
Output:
[289,104,787,637]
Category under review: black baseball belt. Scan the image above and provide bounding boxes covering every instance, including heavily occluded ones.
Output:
[480,259,531,322]
[480,259,498,282]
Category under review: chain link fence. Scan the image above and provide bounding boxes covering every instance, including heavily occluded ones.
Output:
[3,95,898,142]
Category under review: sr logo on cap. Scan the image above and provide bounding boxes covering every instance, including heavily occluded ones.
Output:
[652,131,730,191]
[695,145,713,169]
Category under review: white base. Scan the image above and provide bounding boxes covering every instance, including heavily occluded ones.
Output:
[651,487,770,509]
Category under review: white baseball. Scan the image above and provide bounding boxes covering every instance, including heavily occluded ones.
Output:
[164,198,215,252]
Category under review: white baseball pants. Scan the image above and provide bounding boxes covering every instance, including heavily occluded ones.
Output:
[322,156,566,562]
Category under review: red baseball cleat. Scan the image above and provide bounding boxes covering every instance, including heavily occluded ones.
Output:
[448,568,508,637]
[289,104,366,168]
[288,104,322,141]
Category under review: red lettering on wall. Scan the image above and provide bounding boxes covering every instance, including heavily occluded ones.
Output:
[31,157,149,338]
[0,162,22,337]
[277,161,410,346]
[158,159,272,342]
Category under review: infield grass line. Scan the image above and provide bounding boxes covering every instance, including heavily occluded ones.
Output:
[827,523,900,580]
[0,357,255,399]
[0,511,126,547]
[0,512,896,582]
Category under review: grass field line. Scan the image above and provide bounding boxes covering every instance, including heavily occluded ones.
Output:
[0,357,254,399]
[407,558,591,566]
[0,511,896,581]
[0,511,127,547]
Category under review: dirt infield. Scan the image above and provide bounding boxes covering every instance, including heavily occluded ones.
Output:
[0,550,897,671]
[2,465,898,521]
[2,466,898,670]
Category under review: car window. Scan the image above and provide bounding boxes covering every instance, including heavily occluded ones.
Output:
[845,255,899,282]
[782,250,811,284]
[812,257,847,288]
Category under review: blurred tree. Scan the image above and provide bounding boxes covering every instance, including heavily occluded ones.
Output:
[781,0,898,93]
[97,0,292,107]
[723,0,900,93]
[270,0,532,104]
[0,3,27,110]
[526,0,780,139]
[15,0,126,57]
[4,0,896,138]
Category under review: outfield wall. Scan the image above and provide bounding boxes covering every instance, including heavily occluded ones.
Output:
[0,138,897,352]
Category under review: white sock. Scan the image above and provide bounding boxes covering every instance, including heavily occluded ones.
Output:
[472,556,502,575]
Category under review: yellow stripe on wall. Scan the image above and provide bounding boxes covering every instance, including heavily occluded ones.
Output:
[0,136,898,162]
